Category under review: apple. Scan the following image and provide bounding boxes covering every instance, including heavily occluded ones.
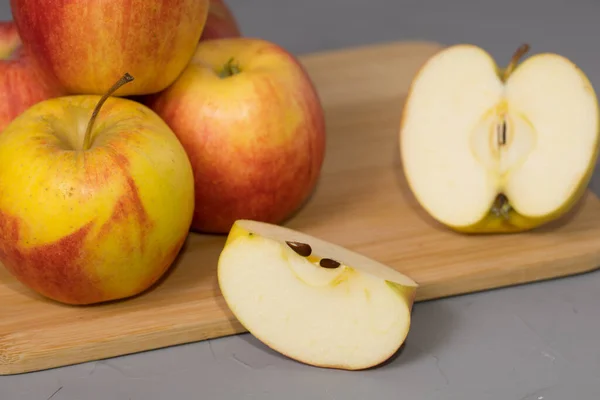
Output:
[399,43,600,233]
[200,0,241,41]
[217,219,419,370]
[0,21,65,133]
[0,73,196,305]
[10,0,211,96]
[144,38,326,234]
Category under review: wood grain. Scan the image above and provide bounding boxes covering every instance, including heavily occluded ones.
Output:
[3,40,600,375]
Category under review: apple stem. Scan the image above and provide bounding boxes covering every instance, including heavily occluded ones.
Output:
[218,57,241,78]
[502,43,530,81]
[82,73,135,150]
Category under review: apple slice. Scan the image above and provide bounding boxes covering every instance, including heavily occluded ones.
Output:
[217,219,418,370]
[399,43,600,233]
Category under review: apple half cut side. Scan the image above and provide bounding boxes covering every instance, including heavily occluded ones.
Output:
[399,43,600,233]
[217,219,418,371]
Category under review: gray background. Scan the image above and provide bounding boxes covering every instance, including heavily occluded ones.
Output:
[2,0,600,399]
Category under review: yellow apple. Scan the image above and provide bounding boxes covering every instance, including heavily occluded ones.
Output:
[144,38,326,234]
[399,43,600,233]
[218,219,418,370]
[0,73,195,305]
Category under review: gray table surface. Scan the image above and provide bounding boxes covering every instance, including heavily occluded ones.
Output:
[3,0,600,399]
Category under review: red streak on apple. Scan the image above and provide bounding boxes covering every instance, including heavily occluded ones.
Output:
[95,151,154,253]
[0,213,102,304]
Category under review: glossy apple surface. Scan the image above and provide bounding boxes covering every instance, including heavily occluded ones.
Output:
[0,21,64,132]
[10,0,210,96]
[0,75,195,305]
[145,38,326,234]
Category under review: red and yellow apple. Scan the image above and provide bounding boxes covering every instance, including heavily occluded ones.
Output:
[144,38,326,234]
[200,0,241,41]
[10,0,210,96]
[0,74,195,305]
[0,21,65,133]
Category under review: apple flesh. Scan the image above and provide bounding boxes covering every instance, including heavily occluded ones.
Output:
[200,0,241,41]
[145,38,326,234]
[10,0,210,96]
[0,74,195,305]
[217,219,418,370]
[0,21,65,133]
[400,43,600,233]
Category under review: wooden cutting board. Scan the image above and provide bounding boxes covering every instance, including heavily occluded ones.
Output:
[3,40,600,375]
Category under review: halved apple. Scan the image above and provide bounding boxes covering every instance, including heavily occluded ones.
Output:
[399,43,600,233]
[217,219,418,370]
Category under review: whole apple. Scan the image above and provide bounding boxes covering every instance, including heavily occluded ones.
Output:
[0,74,196,305]
[0,21,64,133]
[200,0,241,41]
[144,38,326,234]
[10,0,210,96]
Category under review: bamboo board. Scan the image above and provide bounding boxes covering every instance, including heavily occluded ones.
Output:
[3,40,600,375]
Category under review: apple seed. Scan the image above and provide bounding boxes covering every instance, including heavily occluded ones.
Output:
[285,241,312,257]
[497,121,507,146]
[319,258,341,269]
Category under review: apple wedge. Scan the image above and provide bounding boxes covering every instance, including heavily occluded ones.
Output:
[217,219,418,370]
[399,43,600,233]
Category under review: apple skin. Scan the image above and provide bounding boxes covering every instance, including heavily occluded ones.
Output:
[10,0,210,96]
[0,95,195,305]
[200,0,241,41]
[144,38,327,234]
[0,21,65,133]
[441,173,596,234]
[0,21,20,60]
